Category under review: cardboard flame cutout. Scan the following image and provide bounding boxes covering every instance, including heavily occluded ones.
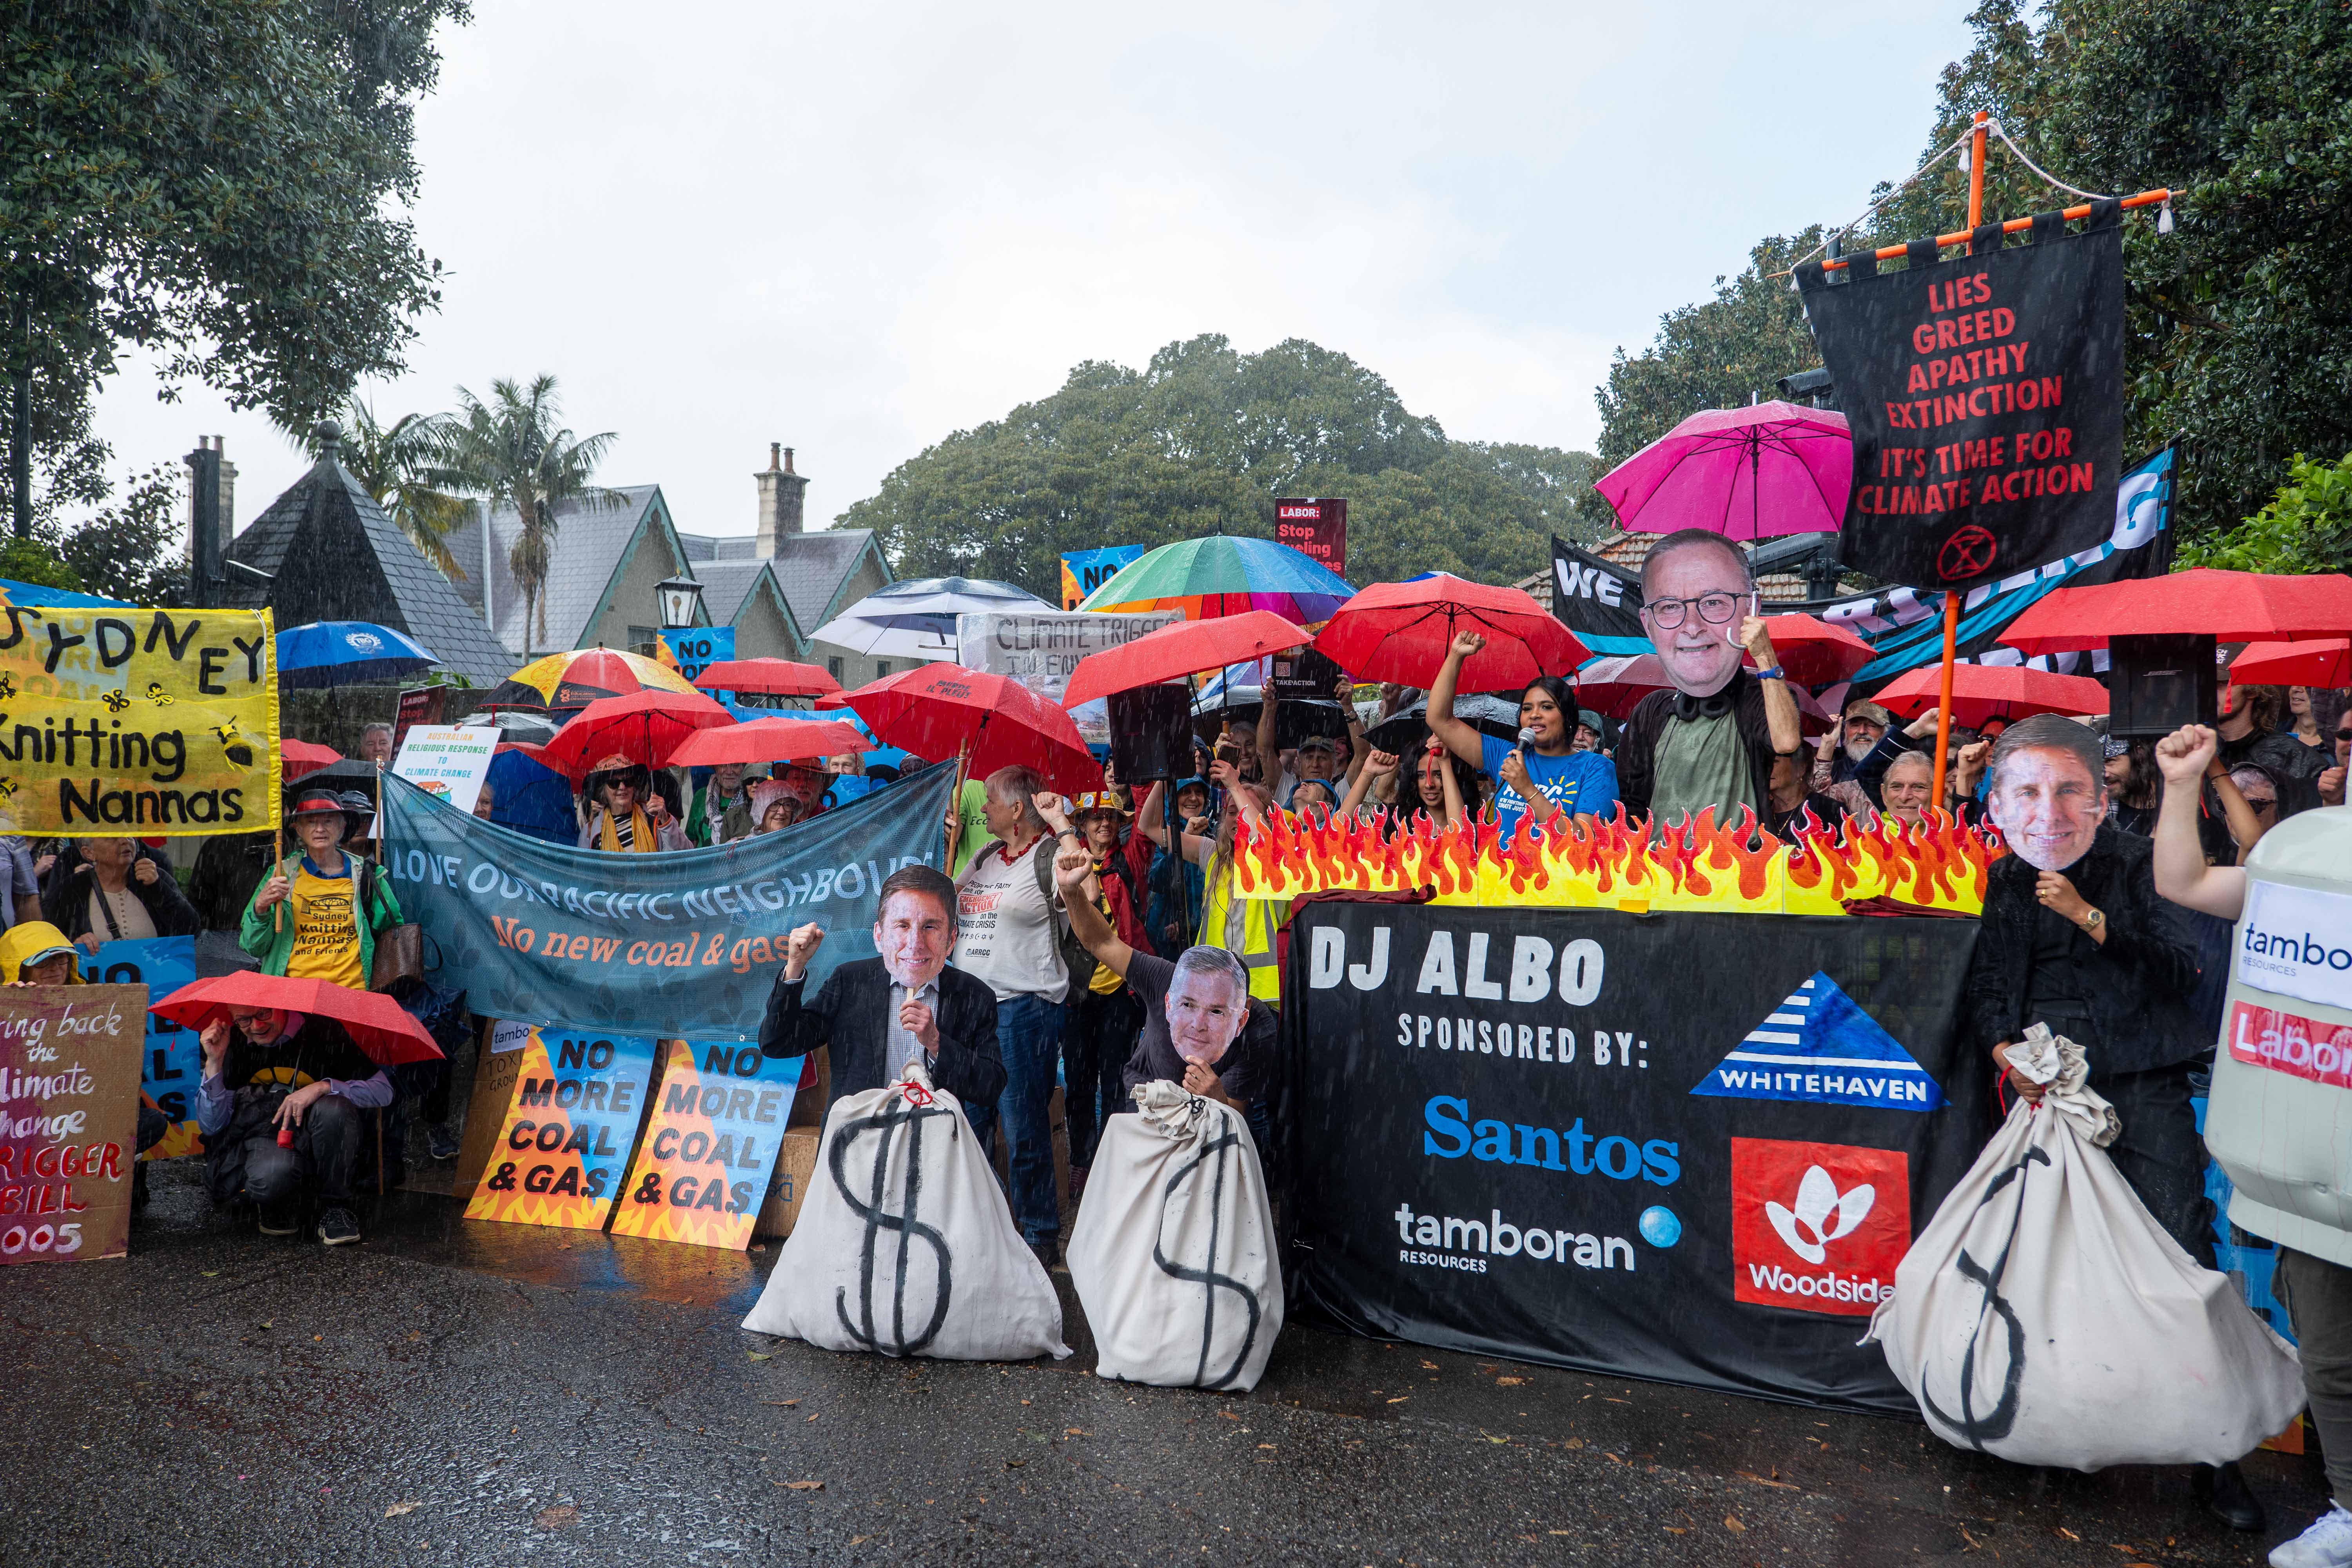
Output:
[1234,806,2000,916]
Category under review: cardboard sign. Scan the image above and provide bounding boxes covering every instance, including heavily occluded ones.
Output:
[1274,498,1347,578]
[0,603,280,835]
[609,1039,804,1249]
[1267,646,1346,704]
[462,1024,657,1231]
[450,1019,528,1202]
[0,983,146,1263]
[956,608,1180,747]
[390,724,496,816]
[84,936,200,1158]
[393,685,447,752]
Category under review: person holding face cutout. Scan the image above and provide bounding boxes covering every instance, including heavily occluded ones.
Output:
[1612,530,1802,835]
[1053,846,1274,1121]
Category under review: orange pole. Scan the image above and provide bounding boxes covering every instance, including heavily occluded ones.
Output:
[1931,110,1991,806]
[1818,187,2169,272]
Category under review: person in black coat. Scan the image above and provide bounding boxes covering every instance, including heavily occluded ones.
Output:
[45,837,200,948]
[759,864,1005,1117]
[1964,713,2263,1531]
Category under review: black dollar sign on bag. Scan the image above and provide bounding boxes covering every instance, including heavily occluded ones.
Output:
[830,1089,956,1356]
[1919,1145,2049,1447]
[1152,1106,1261,1390]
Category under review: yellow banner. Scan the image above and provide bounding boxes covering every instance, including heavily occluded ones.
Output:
[0,599,279,836]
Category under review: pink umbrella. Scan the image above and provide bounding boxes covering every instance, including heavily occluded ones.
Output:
[1593,401,1851,541]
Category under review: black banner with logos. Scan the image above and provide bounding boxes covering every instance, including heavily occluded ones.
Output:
[1282,902,1985,1413]
[1795,211,2125,590]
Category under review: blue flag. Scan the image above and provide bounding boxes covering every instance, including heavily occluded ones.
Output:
[1690,971,1945,1112]
[380,760,958,1040]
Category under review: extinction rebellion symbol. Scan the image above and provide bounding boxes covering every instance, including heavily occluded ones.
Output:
[1937,526,1998,582]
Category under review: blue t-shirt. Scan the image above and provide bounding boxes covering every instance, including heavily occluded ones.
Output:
[1478,735,1619,836]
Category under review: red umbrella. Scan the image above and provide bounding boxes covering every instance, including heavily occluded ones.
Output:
[280,739,342,778]
[1313,575,1590,691]
[1758,613,1874,687]
[819,662,1097,792]
[667,717,870,767]
[151,974,443,1067]
[2230,639,2352,690]
[1871,663,2109,725]
[1062,610,1309,707]
[1593,401,1852,540]
[690,658,843,698]
[540,688,737,780]
[2002,569,2352,655]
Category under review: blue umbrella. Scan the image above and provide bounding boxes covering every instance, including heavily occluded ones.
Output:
[275,621,438,688]
[479,746,579,848]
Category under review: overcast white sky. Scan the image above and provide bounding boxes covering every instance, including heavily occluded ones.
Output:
[86,1,1975,544]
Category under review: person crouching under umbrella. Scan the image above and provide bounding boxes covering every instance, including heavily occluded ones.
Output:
[194,1004,391,1247]
[580,754,688,853]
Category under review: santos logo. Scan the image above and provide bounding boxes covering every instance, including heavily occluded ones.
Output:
[1421,1096,1679,1185]
[1729,1137,1910,1319]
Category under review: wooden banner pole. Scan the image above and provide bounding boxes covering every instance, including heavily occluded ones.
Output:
[1931,109,1991,807]
[942,738,971,869]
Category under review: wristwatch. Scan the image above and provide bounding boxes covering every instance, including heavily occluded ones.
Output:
[1753,666,1785,683]
[2081,908,2105,932]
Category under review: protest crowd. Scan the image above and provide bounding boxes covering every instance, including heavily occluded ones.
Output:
[11,142,2352,1568]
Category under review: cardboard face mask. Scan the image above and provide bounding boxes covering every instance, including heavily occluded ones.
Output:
[1643,545,1750,698]
[1165,957,1249,1066]
[874,891,952,991]
[1988,748,2105,872]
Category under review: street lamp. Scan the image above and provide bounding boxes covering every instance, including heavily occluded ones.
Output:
[656,575,706,631]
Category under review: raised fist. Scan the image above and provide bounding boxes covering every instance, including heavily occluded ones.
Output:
[781,922,825,980]
[2154,724,2218,786]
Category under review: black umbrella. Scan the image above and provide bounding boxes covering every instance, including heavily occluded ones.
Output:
[1366,692,1523,755]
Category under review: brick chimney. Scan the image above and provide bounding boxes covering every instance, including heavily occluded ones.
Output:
[185,434,238,557]
[754,442,808,557]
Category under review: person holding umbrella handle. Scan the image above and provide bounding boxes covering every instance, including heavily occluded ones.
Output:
[194,1004,390,1247]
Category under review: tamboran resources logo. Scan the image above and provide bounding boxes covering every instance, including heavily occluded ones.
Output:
[1730,1137,1910,1318]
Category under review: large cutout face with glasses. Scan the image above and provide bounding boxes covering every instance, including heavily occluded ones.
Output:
[1642,542,1752,697]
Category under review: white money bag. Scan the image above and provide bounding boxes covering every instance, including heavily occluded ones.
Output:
[1866,1025,2301,1468]
[1067,1081,1283,1391]
[742,1063,1069,1361]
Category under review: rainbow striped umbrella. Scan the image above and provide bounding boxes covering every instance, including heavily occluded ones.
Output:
[1076,535,1356,624]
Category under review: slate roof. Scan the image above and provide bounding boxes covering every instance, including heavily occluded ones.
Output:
[445,486,674,657]
[677,532,760,564]
[221,448,515,684]
[690,558,801,641]
[768,529,882,630]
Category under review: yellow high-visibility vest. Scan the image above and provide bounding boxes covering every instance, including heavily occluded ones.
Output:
[1200,869,1285,1003]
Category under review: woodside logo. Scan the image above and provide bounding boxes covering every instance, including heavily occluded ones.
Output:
[1730,1137,1910,1318]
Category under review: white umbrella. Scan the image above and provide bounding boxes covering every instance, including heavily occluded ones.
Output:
[810,577,1054,660]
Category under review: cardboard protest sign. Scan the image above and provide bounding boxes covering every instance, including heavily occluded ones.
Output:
[609,1038,805,1249]
[957,608,1179,747]
[1797,211,2124,589]
[462,1024,657,1231]
[450,1019,529,1202]
[84,936,199,1158]
[0,983,145,1262]
[0,601,280,835]
[381,762,957,1040]
[390,724,496,816]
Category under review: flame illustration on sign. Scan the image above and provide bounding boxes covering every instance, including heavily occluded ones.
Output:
[1235,804,2000,916]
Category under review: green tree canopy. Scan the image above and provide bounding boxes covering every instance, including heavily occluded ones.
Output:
[4,0,468,527]
[840,336,1600,597]
[1598,0,2352,547]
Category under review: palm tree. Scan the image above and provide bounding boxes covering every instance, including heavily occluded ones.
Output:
[274,397,473,579]
[339,400,472,580]
[433,376,623,655]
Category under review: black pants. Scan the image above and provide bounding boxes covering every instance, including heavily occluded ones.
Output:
[2089,1062,2213,1268]
[136,1106,169,1154]
[1063,985,1141,1171]
[237,1094,363,1222]
[2276,1247,2352,1505]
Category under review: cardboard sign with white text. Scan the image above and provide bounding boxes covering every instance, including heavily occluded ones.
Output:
[0,984,146,1263]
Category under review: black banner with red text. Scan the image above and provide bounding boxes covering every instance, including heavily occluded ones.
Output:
[1282,903,1985,1413]
[1797,209,2123,589]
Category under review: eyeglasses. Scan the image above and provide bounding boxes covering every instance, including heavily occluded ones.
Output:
[2246,797,2279,815]
[1642,591,1747,629]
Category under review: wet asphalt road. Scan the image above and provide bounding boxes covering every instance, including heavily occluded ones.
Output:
[3,1159,2330,1568]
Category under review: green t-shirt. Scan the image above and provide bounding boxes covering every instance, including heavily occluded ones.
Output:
[1650,709,1759,834]
[951,780,993,878]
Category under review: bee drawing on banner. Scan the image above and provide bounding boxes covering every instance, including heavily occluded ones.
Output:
[102,690,131,713]
[0,673,17,701]
[146,682,174,706]
[0,778,20,804]
[211,721,255,768]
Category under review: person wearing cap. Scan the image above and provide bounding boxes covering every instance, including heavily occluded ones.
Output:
[579,754,688,853]
[1571,710,1610,755]
[243,786,403,985]
[0,922,175,1187]
[194,1002,389,1246]
[1061,791,1154,1195]
[47,836,199,951]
